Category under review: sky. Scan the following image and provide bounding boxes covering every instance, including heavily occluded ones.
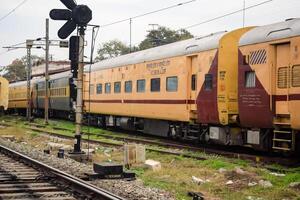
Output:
[0,0,299,66]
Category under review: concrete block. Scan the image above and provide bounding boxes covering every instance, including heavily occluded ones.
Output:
[47,142,72,151]
[1,135,15,141]
[82,148,95,154]
[145,159,161,171]
[124,143,146,165]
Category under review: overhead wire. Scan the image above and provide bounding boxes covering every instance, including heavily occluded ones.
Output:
[180,0,274,30]
[0,0,29,23]
[99,0,197,28]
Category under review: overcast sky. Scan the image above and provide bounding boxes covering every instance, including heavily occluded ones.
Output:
[0,0,299,66]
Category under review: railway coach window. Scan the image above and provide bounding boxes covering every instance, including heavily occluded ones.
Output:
[105,83,111,94]
[166,76,178,92]
[245,71,256,88]
[277,67,288,88]
[151,78,160,92]
[96,84,102,94]
[114,82,121,93]
[292,65,300,87]
[137,79,145,93]
[191,74,197,91]
[125,81,132,93]
[204,74,213,91]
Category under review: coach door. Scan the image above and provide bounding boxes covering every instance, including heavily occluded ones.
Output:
[187,55,198,119]
[275,43,290,116]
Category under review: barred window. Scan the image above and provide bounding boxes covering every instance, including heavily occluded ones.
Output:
[204,74,213,91]
[114,82,121,93]
[105,83,111,94]
[96,84,102,94]
[151,78,160,92]
[245,71,256,88]
[137,79,145,93]
[277,67,288,88]
[166,76,178,92]
[292,65,300,87]
[125,81,132,93]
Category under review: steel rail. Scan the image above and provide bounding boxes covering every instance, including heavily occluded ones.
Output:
[0,144,126,200]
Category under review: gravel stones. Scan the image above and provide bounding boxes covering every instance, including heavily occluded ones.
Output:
[0,138,174,200]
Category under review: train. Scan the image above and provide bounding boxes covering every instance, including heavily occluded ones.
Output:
[0,77,9,114]
[7,18,300,154]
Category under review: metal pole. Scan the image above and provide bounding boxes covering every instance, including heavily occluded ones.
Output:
[26,40,33,121]
[74,27,85,153]
[243,0,246,27]
[129,18,132,53]
[45,18,49,124]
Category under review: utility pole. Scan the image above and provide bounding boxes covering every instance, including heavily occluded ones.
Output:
[26,40,33,121]
[129,18,132,53]
[45,18,49,124]
[243,0,246,27]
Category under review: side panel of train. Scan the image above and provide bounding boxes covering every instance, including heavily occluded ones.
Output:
[8,82,28,114]
[83,49,217,136]
[8,74,73,118]
[32,74,73,118]
[239,35,300,152]
[0,77,9,113]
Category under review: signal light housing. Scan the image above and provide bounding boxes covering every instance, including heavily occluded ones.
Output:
[49,0,92,39]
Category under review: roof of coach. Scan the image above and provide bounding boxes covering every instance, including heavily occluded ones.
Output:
[49,71,71,80]
[89,31,226,72]
[34,71,71,84]
[239,18,300,46]
[9,78,41,87]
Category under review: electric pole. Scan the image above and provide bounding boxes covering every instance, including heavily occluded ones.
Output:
[45,18,50,124]
[129,18,132,52]
[243,0,246,27]
[26,40,33,121]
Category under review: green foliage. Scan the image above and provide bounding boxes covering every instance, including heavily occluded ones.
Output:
[95,26,193,61]
[95,39,131,61]
[2,55,44,82]
[30,131,39,138]
[199,158,238,170]
[2,59,26,82]
[21,55,45,67]
[138,27,193,50]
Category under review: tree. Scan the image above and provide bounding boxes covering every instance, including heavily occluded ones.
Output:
[1,55,44,82]
[95,27,193,61]
[95,40,131,61]
[139,27,193,50]
[2,59,26,82]
[21,55,45,67]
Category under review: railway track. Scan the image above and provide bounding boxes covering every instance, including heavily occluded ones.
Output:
[26,123,300,166]
[0,144,125,200]
[1,119,299,166]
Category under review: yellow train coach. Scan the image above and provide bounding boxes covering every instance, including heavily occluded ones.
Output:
[83,31,227,137]
[84,19,300,153]
[0,77,9,113]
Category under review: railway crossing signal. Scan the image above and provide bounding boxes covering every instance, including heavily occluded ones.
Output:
[50,0,92,39]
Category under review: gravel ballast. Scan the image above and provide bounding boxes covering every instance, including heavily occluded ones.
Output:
[0,138,174,200]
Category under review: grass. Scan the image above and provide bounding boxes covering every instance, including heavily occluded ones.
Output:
[0,115,300,200]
